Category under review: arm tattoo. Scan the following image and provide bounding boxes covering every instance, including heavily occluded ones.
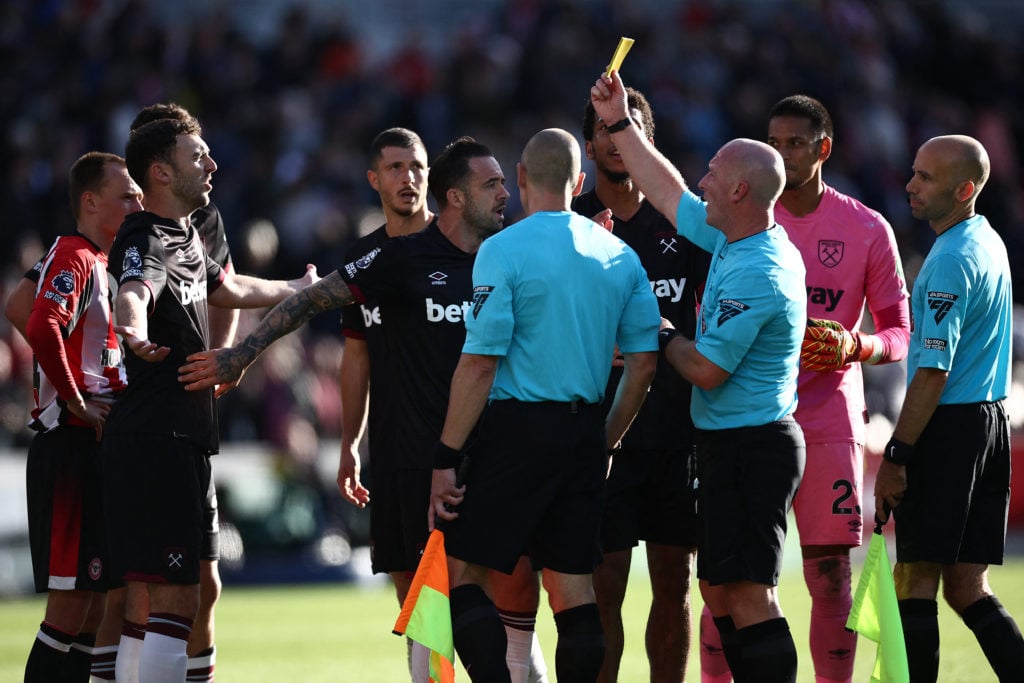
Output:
[215,272,355,380]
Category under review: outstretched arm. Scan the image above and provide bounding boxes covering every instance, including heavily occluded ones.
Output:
[590,70,687,225]
[179,271,356,393]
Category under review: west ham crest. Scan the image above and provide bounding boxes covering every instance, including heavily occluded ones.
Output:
[818,240,844,268]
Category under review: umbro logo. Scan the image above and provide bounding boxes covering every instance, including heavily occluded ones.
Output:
[927,291,958,323]
[716,299,749,326]
[429,271,448,286]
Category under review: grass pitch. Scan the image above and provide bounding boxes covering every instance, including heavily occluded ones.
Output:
[2,553,1023,681]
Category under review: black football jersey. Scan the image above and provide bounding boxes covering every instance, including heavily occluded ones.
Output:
[106,210,225,453]
[339,221,474,471]
[573,191,711,449]
[338,224,396,459]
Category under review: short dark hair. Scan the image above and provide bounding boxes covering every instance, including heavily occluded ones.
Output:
[69,151,125,221]
[126,117,201,191]
[428,136,495,209]
[768,95,834,140]
[130,102,198,132]
[582,86,656,141]
[369,127,426,170]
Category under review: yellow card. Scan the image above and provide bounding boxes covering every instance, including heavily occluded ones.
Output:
[606,37,635,74]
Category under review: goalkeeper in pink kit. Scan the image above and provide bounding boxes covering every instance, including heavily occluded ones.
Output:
[699,95,911,683]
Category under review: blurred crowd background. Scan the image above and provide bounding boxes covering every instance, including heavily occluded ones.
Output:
[1,0,1023,461]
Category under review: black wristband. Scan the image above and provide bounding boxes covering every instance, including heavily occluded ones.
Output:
[658,328,682,354]
[605,117,632,134]
[883,437,914,466]
[432,441,461,469]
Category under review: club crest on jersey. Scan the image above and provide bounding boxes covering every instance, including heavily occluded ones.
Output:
[927,290,957,323]
[344,248,380,279]
[818,240,844,268]
[656,232,678,254]
[716,298,749,326]
[121,246,144,280]
[472,285,494,318]
[429,271,448,286]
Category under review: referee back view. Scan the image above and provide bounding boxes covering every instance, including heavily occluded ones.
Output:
[429,127,659,683]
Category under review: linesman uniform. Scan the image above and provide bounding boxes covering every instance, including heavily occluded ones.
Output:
[895,214,1013,565]
[441,210,659,575]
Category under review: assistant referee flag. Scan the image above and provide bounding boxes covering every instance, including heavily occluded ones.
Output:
[393,529,456,683]
[847,511,909,683]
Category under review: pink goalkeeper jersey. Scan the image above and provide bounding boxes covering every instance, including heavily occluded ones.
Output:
[775,184,907,444]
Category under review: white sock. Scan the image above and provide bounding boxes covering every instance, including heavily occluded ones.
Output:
[504,624,532,683]
[407,636,430,683]
[139,632,188,683]
[528,630,548,683]
[115,634,143,683]
[186,644,216,682]
[138,614,192,683]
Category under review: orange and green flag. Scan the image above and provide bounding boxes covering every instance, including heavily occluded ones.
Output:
[393,529,456,683]
[847,512,909,683]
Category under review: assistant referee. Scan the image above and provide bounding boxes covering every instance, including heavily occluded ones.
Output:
[429,127,659,683]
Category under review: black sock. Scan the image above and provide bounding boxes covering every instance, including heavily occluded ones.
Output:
[25,621,73,683]
[553,603,605,683]
[63,631,94,683]
[734,617,797,683]
[961,595,1024,682]
[899,598,939,683]
[450,584,510,682]
[713,614,742,677]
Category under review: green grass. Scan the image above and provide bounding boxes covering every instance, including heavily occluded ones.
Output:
[3,553,1023,681]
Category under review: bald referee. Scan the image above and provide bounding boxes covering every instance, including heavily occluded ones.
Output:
[429,128,659,682]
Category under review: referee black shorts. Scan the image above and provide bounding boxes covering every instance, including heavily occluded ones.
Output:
[895,401,1010,565]
[441,399,606,575]
[695,417,805,587]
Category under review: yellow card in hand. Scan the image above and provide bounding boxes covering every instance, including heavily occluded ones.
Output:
[606,37,635,75]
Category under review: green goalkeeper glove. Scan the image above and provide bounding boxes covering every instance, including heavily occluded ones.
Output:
[801,318,861,372]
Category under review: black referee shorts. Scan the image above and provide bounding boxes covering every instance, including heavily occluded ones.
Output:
[695,417,805,586]
[895,401,1010,565]
[441,399,606,575]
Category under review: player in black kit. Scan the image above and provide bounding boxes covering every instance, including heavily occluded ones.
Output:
[103,116,317,683]
[180,137,549,682]
[574,87,711,683]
